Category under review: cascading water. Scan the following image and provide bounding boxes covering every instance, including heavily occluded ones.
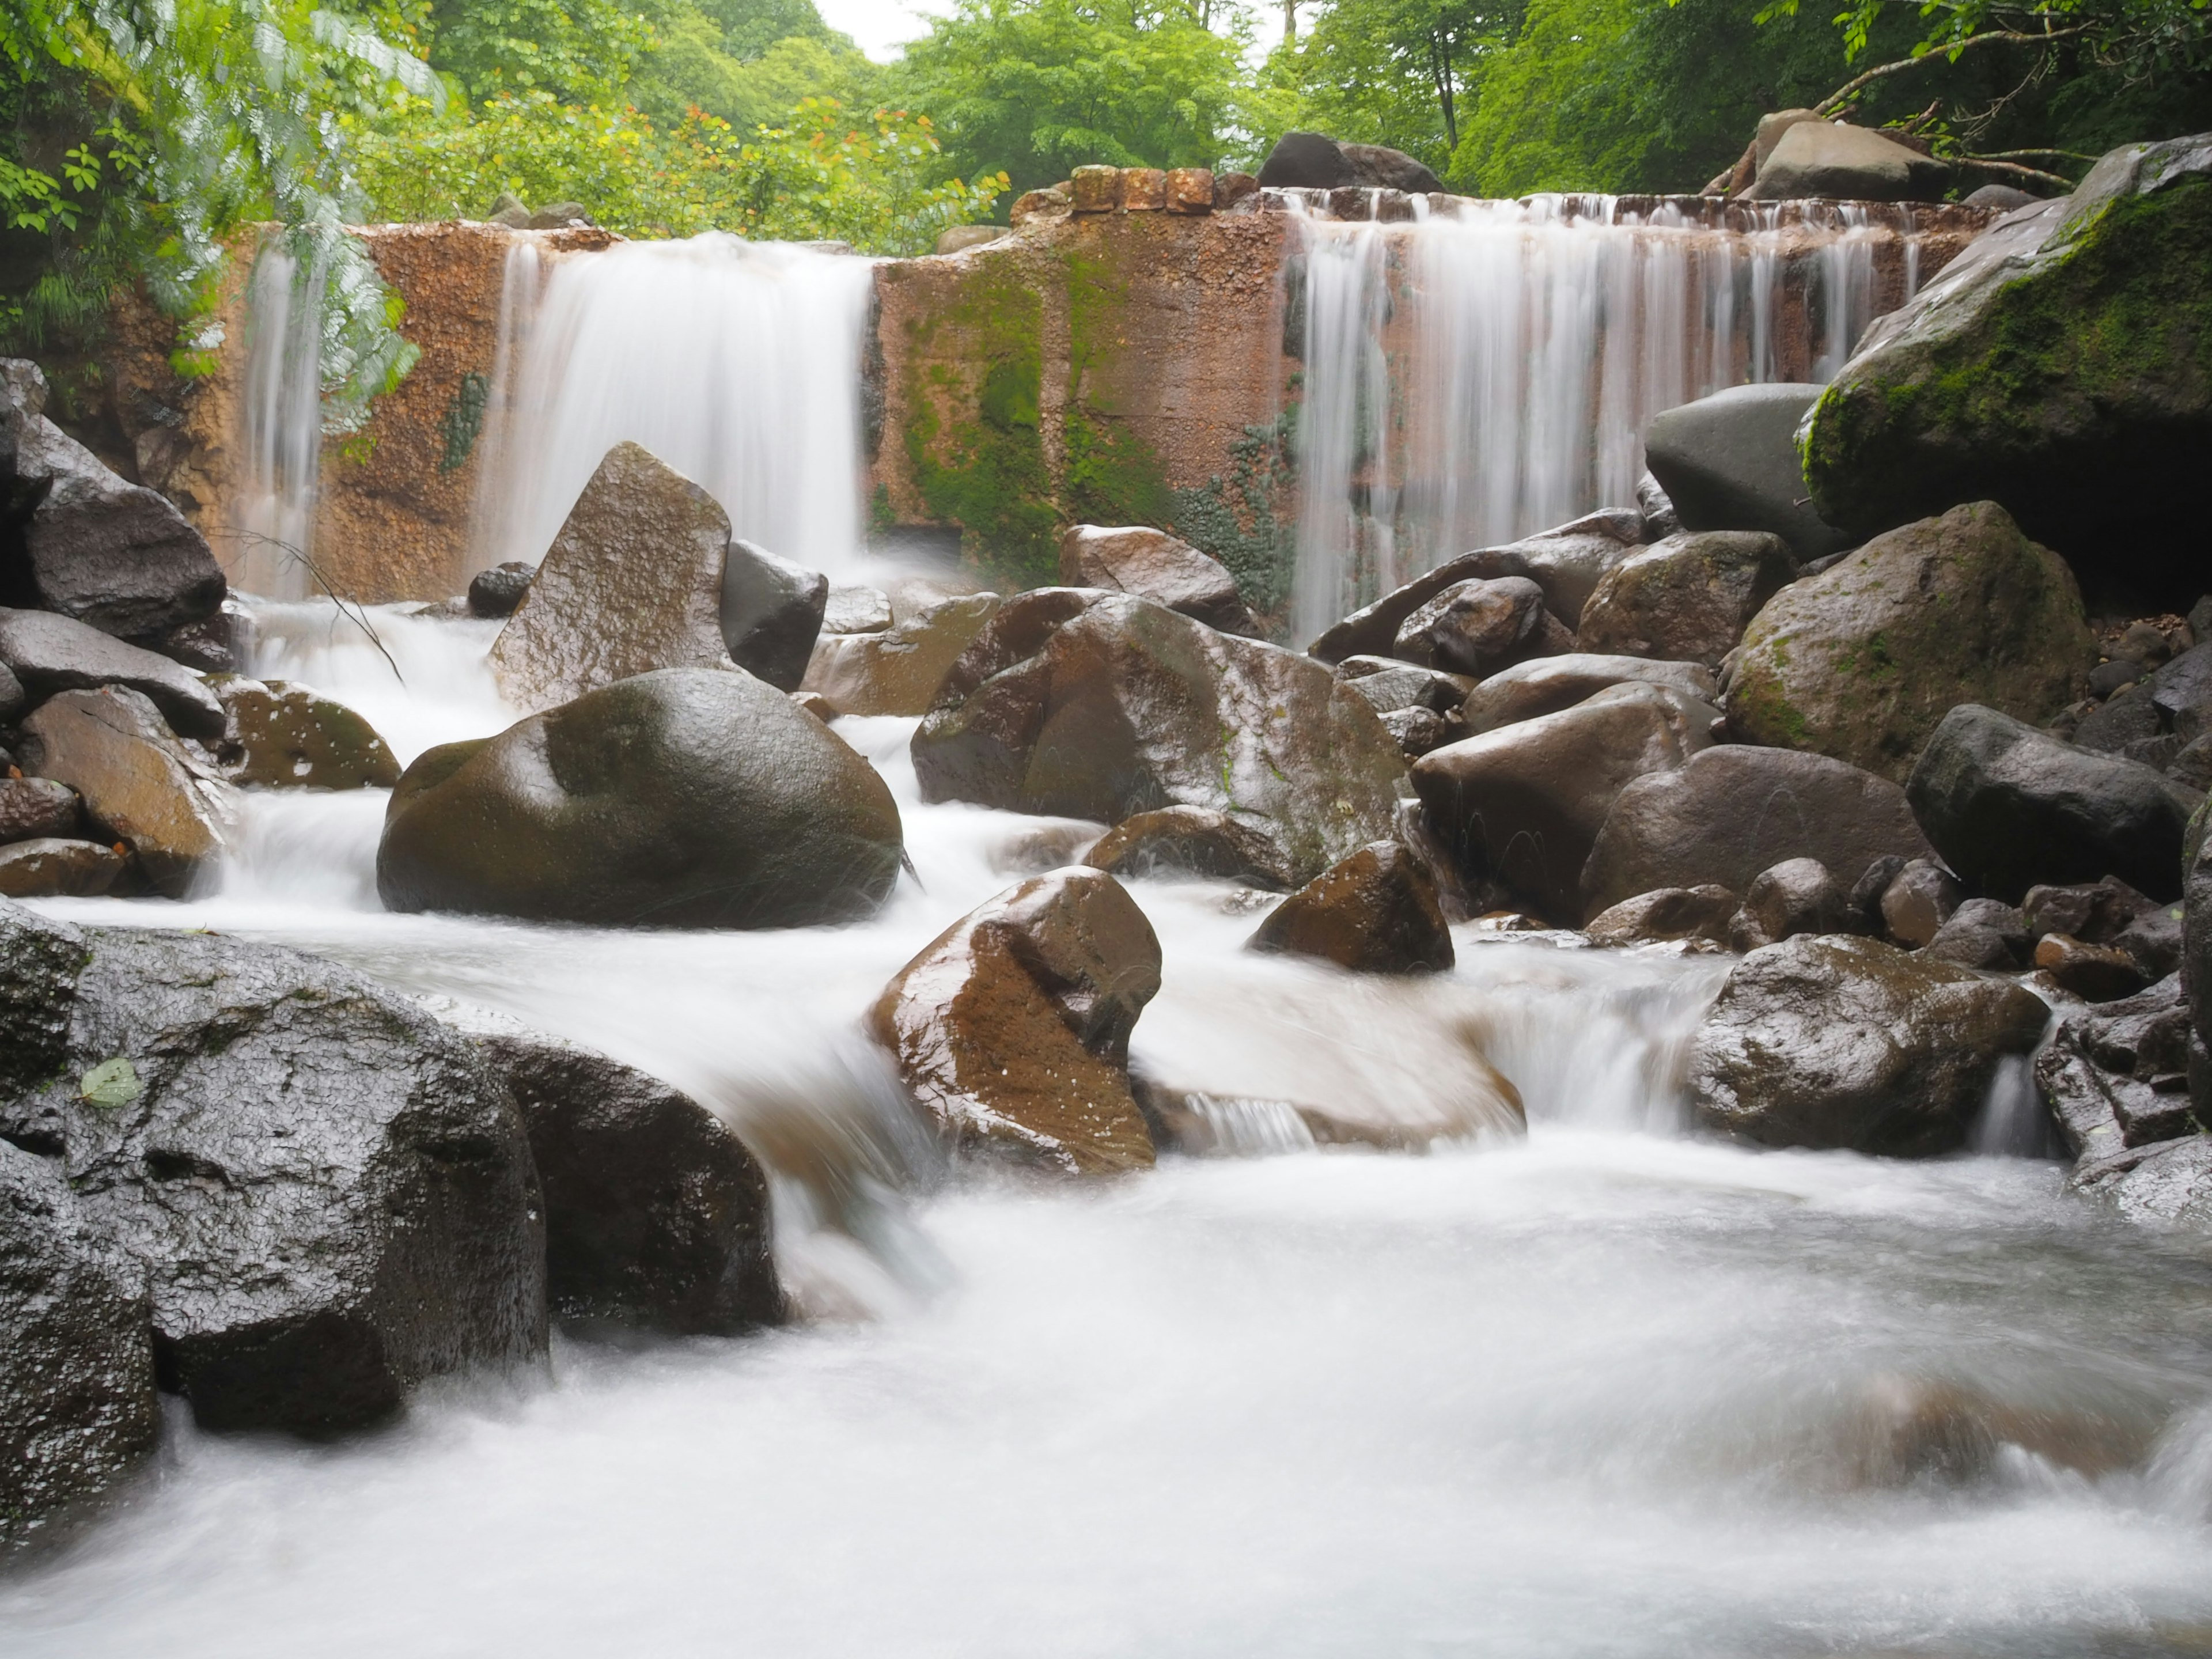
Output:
[226,243,329,601]
[1289,196,1927,638]
[467,234,877,586]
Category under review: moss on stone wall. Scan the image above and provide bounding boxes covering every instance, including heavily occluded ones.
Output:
[1171,410,1298,629]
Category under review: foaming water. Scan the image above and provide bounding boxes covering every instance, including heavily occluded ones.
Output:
[222,243,328,600]
[12,601,2212,1652]
[467,235,876,586]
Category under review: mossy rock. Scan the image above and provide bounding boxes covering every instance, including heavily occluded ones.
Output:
[1798,134,2212,603]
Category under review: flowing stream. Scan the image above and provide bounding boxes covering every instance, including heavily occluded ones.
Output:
[5,601,2212,1655]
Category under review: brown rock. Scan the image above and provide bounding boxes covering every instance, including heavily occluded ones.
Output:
[1211,172,1260,211]
[869,868,1162,1176]
[2033,933,2148,1002]
[821,583,893,635]
[1059,524,1255,634]
[0,606,225,740]
[1880,857,1961,948]
[1459,654,1716,737]
[0,775,79,842]
[1499,509,1650,625]
[210,677,400,789]
[18,687,235,896]
[1380,705,1455,757]
[912,589,1404,888]
[1728,857,1849,952]
[800,593,1002,717]
[1309,547,1536,662]
[1083,804,1294,888]
[1577,531,1797,669]
[1413,683,1715,918]
[1010,188,1071,225]
[789,690,838,722]
[1165,168,1214,213]
[1247,841,1455,974]
[934,225,1007,256]
[1393,576,1572,676]
[1585,885,1738,946]
[0,837,126,897]
[1070,166,1120,213]
[1120,168,1166,210]
[2022,876,2156,945]
[489,442,736,711]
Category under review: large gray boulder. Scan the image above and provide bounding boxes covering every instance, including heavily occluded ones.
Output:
[801,593,1002,717]
[1392,575,1571,676]
[1412,682,1715,918]
[0,904,547,1434]
[1690,934,2050,1155]
[1582,744,1934,919]
[1906,704,2199,901]
[2035,974,2196,1161]
[720,539,827,692]
[1800,135,2212,598]
[1576,530,1796,669]
[1724,502,2097,782]
[912,589,1404,889]
[1257,131,1443,194]
[380,668,904,929]
[0,606,225,738]
[1059,524,1256,635]
[0,1138,158,1552]
[1740,121,1950,203]
[1459,653,1715,736]
[1642,385,1856,560]
[488,442,737,711]
[1,359,225,639]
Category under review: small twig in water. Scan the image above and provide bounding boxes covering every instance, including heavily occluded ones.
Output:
[208,529,407,687]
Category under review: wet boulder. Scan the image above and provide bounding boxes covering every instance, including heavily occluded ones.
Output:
[2033,977,2199,1161]
[1412,682,1715,918]
[379,668,903,929]
[209,676,400,789]
[1906,704,2199,902]
[913,589,1403,889]
[1878,858,1961,949]
[0,774,79,842]
[488,442,738,710]
[2074,1133,2212,1226]
[0,606,225,738]
[1245,840,1455,974]
[466,560,536,619]
[721,539,827,692]
[1740,120,1949,204]
[1082,804,1294,888]
[1059,525,1256,635]
[1922,896,2032,969]
[1393,575,1571,676]
[2033,933,2148,1002]
[1582,744,1935,919]
[1800,135,2212,598]
[1257,131,1444,194]
[0,1139,158,1552]
[0,839,125,899]
[0,906,547,1434]
[1724,503,2096,782]
[17,687,237,896]
[2074,642,2212,759]
[1585,884,1738,947]
[1690,934,2050,1156]
[1336,657,1474,718]
[869,868,1162,1176]
[2022,876,2157,945]
[801,593,1002,716]
[1643,384,1856,560]
[822,582,893,635]
[1727,857,1850,952]
[1,360,225,639]
[1577,531,1797,670]
[464,1020,782,1334]
[1459,653,1715,736]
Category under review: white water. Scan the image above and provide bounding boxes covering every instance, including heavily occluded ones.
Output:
[1290,198,1925,639]
[7,604,2212,1653]
[224,244,328,601]
[466,235,878,587]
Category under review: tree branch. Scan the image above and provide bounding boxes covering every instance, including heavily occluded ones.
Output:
[1813,22,2090,117]
[1953,154,2077,188]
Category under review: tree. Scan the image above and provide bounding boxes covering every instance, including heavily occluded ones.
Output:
[889,0,1260,198]
[1269,0,1527,168]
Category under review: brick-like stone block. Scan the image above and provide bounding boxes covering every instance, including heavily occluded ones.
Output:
[1120,168,1166,211]
[1165,168,1214,214]
[1070,166,1120,213]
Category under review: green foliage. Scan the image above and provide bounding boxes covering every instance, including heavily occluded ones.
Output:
[1267,0,1526,171]
[888,0,1261,198]
[423,0,650,104]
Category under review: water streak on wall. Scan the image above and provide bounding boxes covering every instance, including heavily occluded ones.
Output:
[229,243,330,601]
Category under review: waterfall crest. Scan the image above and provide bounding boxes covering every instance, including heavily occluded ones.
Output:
[228,243,330,601]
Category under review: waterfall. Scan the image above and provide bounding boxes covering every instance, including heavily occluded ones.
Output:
[228,242,329,600]
[1290,196,1928,634]
[469,234,878,583]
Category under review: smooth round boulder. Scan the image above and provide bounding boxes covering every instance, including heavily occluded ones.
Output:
[1082,804,1293,889]
[1245,841,1455,974]
[1393,576,1569,676]
[378,668,904,929]
[1585,884,1738,947]
[1459,653,1716,737]
[467,560,536,619]
[1578,531,1797,669]
[1642,384,1857,559]
[1728,857,1850,952]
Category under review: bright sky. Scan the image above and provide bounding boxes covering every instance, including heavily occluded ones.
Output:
[817,0,952,60]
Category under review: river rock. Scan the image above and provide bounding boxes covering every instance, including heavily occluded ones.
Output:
[822,582,893,635]
[1585,884,1738,946]
[913,589,1404,888]
[1906,704,2199,902]
[17,687,236,896]
[0,606,225,738]
[0,908,547,1433]
[1246,840,1455,974]
[1082,804,1294,888]
[0,775,78,842]
[488,442,737,710]
[1740,120,1950,203]
[2035,933,2149,1002]
[801,593,1002,716]
[1582,744,1933,919]
[1459,653,1716,736]
[1412,682,1715,918]
[1577,531,1797,669]
[721,539,828,692]
[2073,1133,2212,1226]
[1,361,225,639]
[1723,503,2096,782]
[1309,546,1534,662]
[0,1138,158,1552]
[1257,131,1443,194]
[1728,857,1850,951]
[467,561,535,618]
[1508,509,1651,624]
[2075,643,2212,757]
[469,1025,781,1334]
[1642,384,1857,559]
[1800,135,2212,597]
[209,676,400,789]
[1922,896,2032,969]
[1393,575,1571,675]
[1336,656,1475,718]
[1059,525,1256,635]
[380,668,903,929]
[0,839,125,899]
[1690,934,2050,1155]
[1879,857,1961,948]
[2022,876,2157,944]
[869,868,1162,1176]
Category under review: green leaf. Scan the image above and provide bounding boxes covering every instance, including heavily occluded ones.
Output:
[78,1057,142,1109]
